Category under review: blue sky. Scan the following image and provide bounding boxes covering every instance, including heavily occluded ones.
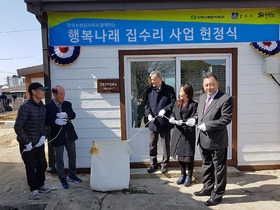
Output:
[0,0,42,85]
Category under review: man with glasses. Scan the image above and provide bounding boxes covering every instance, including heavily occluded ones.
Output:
[186,73,233,206]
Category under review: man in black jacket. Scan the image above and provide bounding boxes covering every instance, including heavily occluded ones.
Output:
[45,85,81,189]
[144,70,176,173]
[14,82,50,200]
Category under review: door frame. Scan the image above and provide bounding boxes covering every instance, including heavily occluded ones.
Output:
[119,48,238,167]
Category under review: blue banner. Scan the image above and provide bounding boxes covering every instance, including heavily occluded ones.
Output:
[48,9,280,46]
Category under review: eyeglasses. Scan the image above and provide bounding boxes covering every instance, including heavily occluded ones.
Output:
[203,83,216,88]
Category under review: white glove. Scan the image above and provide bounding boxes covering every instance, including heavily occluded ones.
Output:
[198,123,206,132]
[186,118,196,127]
[23,142,32,152]
[158,109,166,117]
[35,136,46,147]
[169,117,176,124]
[56,112,68,119]
[148,115,155,123]
[176,120,183,126]
[55,118,67,125]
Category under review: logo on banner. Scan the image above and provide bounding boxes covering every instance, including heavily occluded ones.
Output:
[231,13,239,20]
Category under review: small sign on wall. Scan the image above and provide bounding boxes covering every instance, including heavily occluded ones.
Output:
[97,79,120,93]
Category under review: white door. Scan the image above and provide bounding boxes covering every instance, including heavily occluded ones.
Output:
[177,54,233,160]
[125,54,232,162]
[125,57,176,162]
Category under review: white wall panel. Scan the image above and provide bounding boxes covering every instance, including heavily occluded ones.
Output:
[52,78,97,89]
[51,57,119,69]
[239,104,280,114]
[75,109,120,119]
[239,74,274,85]
[238,132,280,143]
[239,84,280,94]
[76,157,91,168]
[74,119,120,128]
[76,137,121,148]
[238,123,280,133]
[238,53,263,65]
[241,142,280,153]
[74,128,121,138]
[238,113,280,124]
[238,161,280,166]
[238,94,280,105]
[238,64,262,75]
[51,67,118,79]
[64,89,119,100]
[79,46,118,58]
[71,99,120,109]
[238,44,258,55]
[239,152,280,162]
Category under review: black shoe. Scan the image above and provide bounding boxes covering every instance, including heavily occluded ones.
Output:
[60,177,69,189]
[205,198,222,206]
[147,166,158,173]
[176,175,186,185]
[67,175,82,183]
[184,176,192,187]
[194,189,212,196]
[161,166,168,174]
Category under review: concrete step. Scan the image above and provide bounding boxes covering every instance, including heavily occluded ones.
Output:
[130,166,240,180]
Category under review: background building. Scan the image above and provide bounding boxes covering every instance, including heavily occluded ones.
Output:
[6,75,25,88]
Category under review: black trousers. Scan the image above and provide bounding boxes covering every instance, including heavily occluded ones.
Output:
[199,146,228,201]
[149,130,170,168]
[179,160,194,177]
[20,144,47,192]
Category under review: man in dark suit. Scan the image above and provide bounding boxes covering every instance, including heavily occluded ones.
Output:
[186,73,233,206]
[144,70,176,174]
[45,85,82,189]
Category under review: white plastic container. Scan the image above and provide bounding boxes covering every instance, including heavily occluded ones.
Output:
[90,140,131,191]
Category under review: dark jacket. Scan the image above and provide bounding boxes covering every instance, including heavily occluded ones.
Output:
[45,100,78,147]
[144,82,176,132]
[194,91,233,150]
[170,99,198,158]
[14,97,47,146]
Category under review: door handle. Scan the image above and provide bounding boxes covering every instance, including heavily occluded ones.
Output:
[227,86,230,95]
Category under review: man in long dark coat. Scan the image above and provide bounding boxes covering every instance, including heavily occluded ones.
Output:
[144,70,176,174]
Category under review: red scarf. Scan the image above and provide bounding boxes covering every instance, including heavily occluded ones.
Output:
[182,100,188,108]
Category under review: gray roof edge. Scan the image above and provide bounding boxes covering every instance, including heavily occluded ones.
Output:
[17,64,44,77]
[2,84,26,93]
[25,0,280,15]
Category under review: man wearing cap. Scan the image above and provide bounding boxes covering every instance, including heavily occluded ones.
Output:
[45,85,81,189]
[14,82,50,200]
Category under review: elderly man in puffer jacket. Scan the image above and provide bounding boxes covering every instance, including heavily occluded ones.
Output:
[14,82,50,200]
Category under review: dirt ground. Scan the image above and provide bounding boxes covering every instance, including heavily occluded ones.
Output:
[0,112,18,121]
[1,112,280,210]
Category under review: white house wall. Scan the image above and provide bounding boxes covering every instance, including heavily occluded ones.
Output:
[50,43,280,168]
[238,43,280,166]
